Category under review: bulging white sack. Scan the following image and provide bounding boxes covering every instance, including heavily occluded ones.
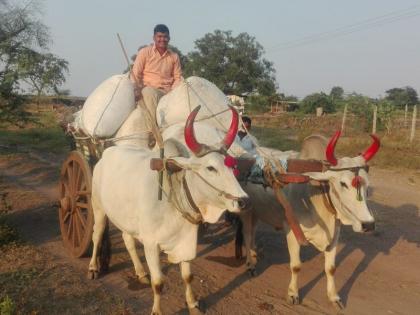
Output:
[156,76,233,132]
[81,74,135,138]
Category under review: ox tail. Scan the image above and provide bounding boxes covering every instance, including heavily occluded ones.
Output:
[98,218,112,274]
[235,216,244,260]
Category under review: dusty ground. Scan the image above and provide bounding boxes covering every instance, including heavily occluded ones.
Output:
[0,147,419,315]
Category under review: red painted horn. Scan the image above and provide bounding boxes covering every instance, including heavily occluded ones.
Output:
[362,134,380,162]
[325,131,341,166]
[221,106,239,150]
[184,106,204,155]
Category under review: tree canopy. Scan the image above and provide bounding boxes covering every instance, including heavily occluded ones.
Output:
[18,50,69,103]
[0,0,68,124]
[183,30,276,96]
[385,86,418,108]
[300,92,335,114]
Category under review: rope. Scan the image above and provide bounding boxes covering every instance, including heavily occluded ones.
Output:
[162,158,243,201]
[184,80,229,132]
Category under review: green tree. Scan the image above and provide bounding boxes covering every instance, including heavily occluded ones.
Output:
[0,0,50,124]
[385,86,418,108]
[330,86,344,100]
[300,92,335,114]
[377,99,395,134]
[184,30,276,96]
[18,51,69,105]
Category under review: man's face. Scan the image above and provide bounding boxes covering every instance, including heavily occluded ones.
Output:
[243,121,251,131]
[153,32,170,50]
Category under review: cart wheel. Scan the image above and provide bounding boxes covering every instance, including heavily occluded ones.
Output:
[59,151,94,257]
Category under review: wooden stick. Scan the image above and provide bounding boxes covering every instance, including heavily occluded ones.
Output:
[341,104,348,134]
[117,33,131,71]
[404,104,408,128]
[410,105,417,143]
[372,105,377,134]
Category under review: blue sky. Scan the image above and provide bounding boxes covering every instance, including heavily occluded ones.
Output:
[42,0,420,98]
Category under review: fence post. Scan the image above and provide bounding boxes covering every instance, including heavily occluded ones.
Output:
[410,105,417,143]
[341,104,348,134]
[372,105,377,134]
[404,104,408,128]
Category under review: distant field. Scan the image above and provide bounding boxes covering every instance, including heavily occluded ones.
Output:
[250,113,420,170]
[0,108,70,155]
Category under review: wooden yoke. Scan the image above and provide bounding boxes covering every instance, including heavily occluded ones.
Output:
[263,164,308,246]
[150,158,183,173]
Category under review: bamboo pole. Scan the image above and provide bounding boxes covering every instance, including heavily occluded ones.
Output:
[404,104,408,128]
[341,104,348,134]
[410,105,417,143]
[372,105,377,134]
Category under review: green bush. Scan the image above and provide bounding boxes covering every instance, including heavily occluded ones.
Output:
[300,92,335,114]
[0,295,16,315]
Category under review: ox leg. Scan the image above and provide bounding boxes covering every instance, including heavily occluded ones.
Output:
[324,226,343,309]
[122,232,150,285]
[180,261,202,314]
[243,212,258,275]
[286,228,301,305]
[88,196,106,280]
[144,244,164,315]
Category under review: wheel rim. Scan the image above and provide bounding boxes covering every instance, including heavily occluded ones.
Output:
[59,151,93,257]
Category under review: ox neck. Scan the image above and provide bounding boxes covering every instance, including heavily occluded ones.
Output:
[167,170,203,225]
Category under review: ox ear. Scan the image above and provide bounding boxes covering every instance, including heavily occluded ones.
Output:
[304,171,333,181]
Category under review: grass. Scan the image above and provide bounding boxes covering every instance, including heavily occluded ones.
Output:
[0,295,16,315]
[251,126,300,151]
[250,116,420,170]
[0,110,70,155]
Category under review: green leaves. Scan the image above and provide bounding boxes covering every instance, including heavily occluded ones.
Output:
[385,87,418,108]
[183,30,276,97]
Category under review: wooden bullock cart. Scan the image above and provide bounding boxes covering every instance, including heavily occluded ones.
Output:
[58,130,323,258]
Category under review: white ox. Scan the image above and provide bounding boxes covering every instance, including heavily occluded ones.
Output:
[88,107,249,315]
[235,131,380,309]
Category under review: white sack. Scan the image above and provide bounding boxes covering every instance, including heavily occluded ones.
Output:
[81,74,135,138]
[70,110,85,132]
[156,76,233,132]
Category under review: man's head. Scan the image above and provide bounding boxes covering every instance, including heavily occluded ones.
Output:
[153,24,170,51]
[242,116,252,131]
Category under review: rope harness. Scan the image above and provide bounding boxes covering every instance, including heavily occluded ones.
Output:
[157,158,243,225]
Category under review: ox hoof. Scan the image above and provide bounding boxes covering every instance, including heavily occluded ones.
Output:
[188,300,205,314]
[332,299,344,310]
[87,270,99,280]
[287,295,300,305]
[138,274,151,285]
[247,267,257,277]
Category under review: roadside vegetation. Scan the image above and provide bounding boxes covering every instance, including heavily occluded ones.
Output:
[250,113,420,170]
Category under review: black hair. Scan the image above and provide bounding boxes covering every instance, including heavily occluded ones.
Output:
[154,24,170,35]
[242,116,252,125]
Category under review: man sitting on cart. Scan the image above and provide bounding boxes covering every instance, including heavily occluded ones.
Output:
[130,24,182,147]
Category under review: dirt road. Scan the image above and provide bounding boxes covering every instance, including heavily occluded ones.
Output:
[1,149,419,315]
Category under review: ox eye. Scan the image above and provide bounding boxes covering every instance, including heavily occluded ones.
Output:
[340,182,348,189]
[207,166,217,173]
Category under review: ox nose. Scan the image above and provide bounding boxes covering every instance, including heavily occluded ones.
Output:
[238,197,251,210]
[361,222,375,232]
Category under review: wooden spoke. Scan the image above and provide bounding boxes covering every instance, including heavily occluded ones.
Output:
[66,214,73,239]
[63,210,71,224]
[76,201,89,209]
[77,190,91,196]
[71,216,77,248]
[76,208,87,230]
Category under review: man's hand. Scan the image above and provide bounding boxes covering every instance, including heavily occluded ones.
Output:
[134,85,142,102]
